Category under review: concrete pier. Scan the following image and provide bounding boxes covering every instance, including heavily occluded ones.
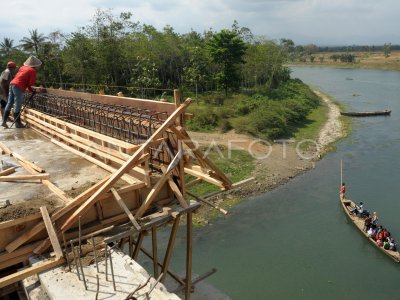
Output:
[28,248,180,300]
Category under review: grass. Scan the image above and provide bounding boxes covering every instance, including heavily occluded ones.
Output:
[187,148,255,197]
[293,98,329,143]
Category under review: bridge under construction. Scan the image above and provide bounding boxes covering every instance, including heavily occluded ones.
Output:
[0,87,235,299]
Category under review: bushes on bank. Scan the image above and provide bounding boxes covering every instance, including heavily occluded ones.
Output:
[187,79,320,140]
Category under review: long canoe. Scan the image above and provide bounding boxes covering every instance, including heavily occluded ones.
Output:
[339,195,400,263]
[340,110,391,117]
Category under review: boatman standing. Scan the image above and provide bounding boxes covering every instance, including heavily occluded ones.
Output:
[341,182,346,199]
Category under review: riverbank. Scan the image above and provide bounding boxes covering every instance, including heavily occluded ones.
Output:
[287,50,400,71]
[188,89,347,225]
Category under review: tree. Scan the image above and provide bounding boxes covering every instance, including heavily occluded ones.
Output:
[383,43,391,58]
[0,38,15,56]
[20,29,47,56]
[207,29,247,95]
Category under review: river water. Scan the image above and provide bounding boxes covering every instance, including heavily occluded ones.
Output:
[169,67,400,299]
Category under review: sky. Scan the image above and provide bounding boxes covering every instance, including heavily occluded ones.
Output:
[0,0,399,46]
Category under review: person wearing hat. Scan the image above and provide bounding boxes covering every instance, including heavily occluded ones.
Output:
[0,61,17,121]
[1,55,41,128]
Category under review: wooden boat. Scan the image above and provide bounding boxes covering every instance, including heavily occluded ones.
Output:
[339,195,400,263]
[340,110,391,117]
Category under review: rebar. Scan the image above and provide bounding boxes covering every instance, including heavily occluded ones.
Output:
[109,247,117,291]
[92,236,99,273]
[70,240,81,280]
[24,92,175,167]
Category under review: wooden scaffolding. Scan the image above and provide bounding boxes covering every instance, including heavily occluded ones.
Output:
[0,88,232,299]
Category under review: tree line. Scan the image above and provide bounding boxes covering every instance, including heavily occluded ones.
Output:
[0,10,291,98]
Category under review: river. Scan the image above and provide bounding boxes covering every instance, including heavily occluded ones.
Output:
[167,67,400,299]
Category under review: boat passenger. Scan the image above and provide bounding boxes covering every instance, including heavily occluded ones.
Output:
[367,227,374,238]
[376,239,383,247]
[371,212,378,229]
[364,216,372,231]
[383,240,390,250]
[351,202,365,217]
[389,238,397,251]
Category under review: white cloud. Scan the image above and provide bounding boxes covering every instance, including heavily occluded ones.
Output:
[0,0,399,45]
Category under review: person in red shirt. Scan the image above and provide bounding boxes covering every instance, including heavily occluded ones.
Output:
[341,182,346,199]
[1,55,42,128]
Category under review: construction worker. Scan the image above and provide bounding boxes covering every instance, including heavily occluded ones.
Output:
[0,61,18,121]
[1,55,42,128]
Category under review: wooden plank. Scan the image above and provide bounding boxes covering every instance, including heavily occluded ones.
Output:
[60,98,192,233]
[0,167,17,176]
[5,176,111,253]
[0,241,43,269]
[110,188,141,230]
[184,167,225,188]
[0,174,49,182]
[0,213,42,231]
[0,257,64,289]
[26,109,137,150]
[51,139,140,185]
[45,88,176,115]
[132,231,145,260]
[40,207,63,259]
[0,141,12,155]
[12,152,45,173]
[161,215,181,283]
[15,159,70,203]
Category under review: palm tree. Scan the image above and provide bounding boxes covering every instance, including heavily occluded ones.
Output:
[0,38,14,56]
[20,29,46,55]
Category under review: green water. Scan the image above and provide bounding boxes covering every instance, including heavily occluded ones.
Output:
[168,68,400,299]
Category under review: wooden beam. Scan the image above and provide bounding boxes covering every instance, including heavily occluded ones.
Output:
[0,141,12,155]
[151,226,159,278]
[0,257,64,289]
[60,98,192,233]
[185,178,202,188]
[167,178,189,209]
[132,231,145,260]
[51,139,141,185]
[170,126,232,187]
[110,188,141,231]
[5,150,71,203]
[40,207,63,259]
[187,191,228,215]
[0,174,49,182]
[0,167,17,176]
[161,215,181,283]
[12,152,45,173]
[134,152,183,219]
[25,108,136,151]
[184,167,225,188]
[134,172,171,219]
[5,176,111,253]
[44,88,176,116]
